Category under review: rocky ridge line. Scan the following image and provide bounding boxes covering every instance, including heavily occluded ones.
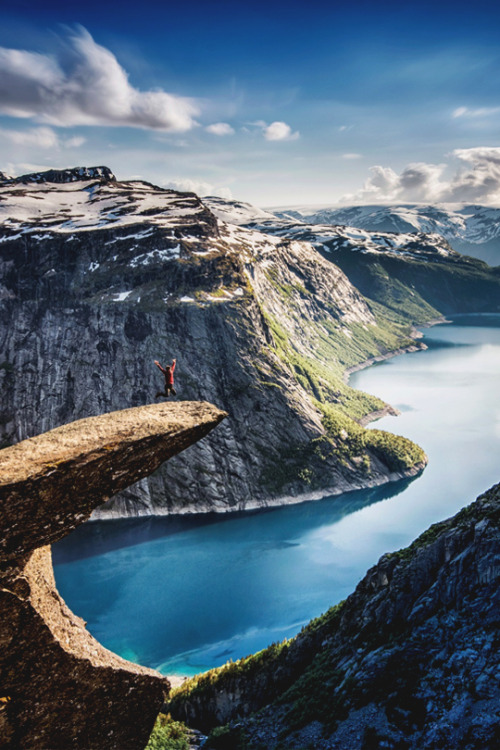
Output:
[0,165,116,185]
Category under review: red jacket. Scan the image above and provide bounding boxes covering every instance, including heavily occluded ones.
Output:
[166,360,176,385]
[155,359,176,385]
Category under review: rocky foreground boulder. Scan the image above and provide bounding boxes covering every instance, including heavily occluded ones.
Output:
[0,402,225,749]
[169,482,500,749]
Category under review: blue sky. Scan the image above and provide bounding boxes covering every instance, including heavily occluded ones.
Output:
[1,0,500,205]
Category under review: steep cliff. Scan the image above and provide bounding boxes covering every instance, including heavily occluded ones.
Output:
[168,481,500,749]
[0,402,225,749]
[0,167,428,517]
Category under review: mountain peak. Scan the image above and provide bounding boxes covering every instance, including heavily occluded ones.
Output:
[1,165,116,186]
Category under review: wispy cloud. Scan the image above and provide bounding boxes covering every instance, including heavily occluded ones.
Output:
[0,126,85,149]
[0,27,198,132]
[341,147,500,205]
[205,122,235,136]
[342,153,362,160]
[452,106,500,119]
[162,177,232,199]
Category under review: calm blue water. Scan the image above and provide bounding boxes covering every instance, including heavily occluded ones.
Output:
[53,315,500,677]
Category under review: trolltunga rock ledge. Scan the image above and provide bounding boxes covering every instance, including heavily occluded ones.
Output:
[0,401,226,560]
[0,402,226,749]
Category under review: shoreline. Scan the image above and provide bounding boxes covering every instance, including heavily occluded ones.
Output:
[93,324,441,523]
[344,316,449,383]
[92,459,427,521]
[357,404,400,427]
[344,342,427,381]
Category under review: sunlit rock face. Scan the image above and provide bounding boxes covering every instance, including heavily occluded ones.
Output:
[0,402,225,749]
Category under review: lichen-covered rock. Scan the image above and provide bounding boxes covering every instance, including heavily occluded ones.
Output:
[0,402,225,749]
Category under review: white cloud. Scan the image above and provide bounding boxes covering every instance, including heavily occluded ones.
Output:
[0,126,86,149]
[452,146,500,165]
[0,27,198,132]
[0,126,59,149]
[340,147,500,205]
[205,122,235,136]
[163,177,232,200]
[342,153,362,160]
[4,161,55,176]
[446,147,500,203]
[64,135,86,148]
[263,121,299,141]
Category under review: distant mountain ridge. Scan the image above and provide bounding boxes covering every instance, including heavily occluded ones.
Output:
[0,165,115,185]
[269,203,500,265]
[205,195,500,324]
[205,197,457,261]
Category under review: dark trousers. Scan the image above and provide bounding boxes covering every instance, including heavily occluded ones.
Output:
[155,385,177,399]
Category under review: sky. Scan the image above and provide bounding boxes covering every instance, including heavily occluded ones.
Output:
[1,0,500,206]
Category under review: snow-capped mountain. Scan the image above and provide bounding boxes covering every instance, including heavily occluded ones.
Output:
[204,194,500,330]
[0,166,408,517]
[0,166,215,239]
[204,197,457,261]
[270,203,500,265]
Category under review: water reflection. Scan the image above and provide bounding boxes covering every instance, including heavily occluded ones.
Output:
[54,478,414,565]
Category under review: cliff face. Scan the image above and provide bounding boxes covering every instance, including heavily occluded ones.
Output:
[169,483,500,749]
[0,402,225,749]
[0,168,428,517]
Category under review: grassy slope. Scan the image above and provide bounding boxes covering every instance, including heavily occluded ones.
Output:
[254,263,429,494]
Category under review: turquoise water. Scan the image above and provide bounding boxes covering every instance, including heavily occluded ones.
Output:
[53,315,500,676]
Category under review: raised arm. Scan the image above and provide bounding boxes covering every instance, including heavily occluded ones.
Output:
[154,360,166,374]
[171,359,176,374]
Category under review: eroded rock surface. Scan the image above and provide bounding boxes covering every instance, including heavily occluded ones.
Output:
[0,402,225,749]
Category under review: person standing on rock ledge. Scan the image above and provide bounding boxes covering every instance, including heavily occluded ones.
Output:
[154,358,176,399]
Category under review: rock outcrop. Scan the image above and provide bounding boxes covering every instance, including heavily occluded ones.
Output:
[0,165,116,185]
[0,402,225,749]
[169,482,500,749]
